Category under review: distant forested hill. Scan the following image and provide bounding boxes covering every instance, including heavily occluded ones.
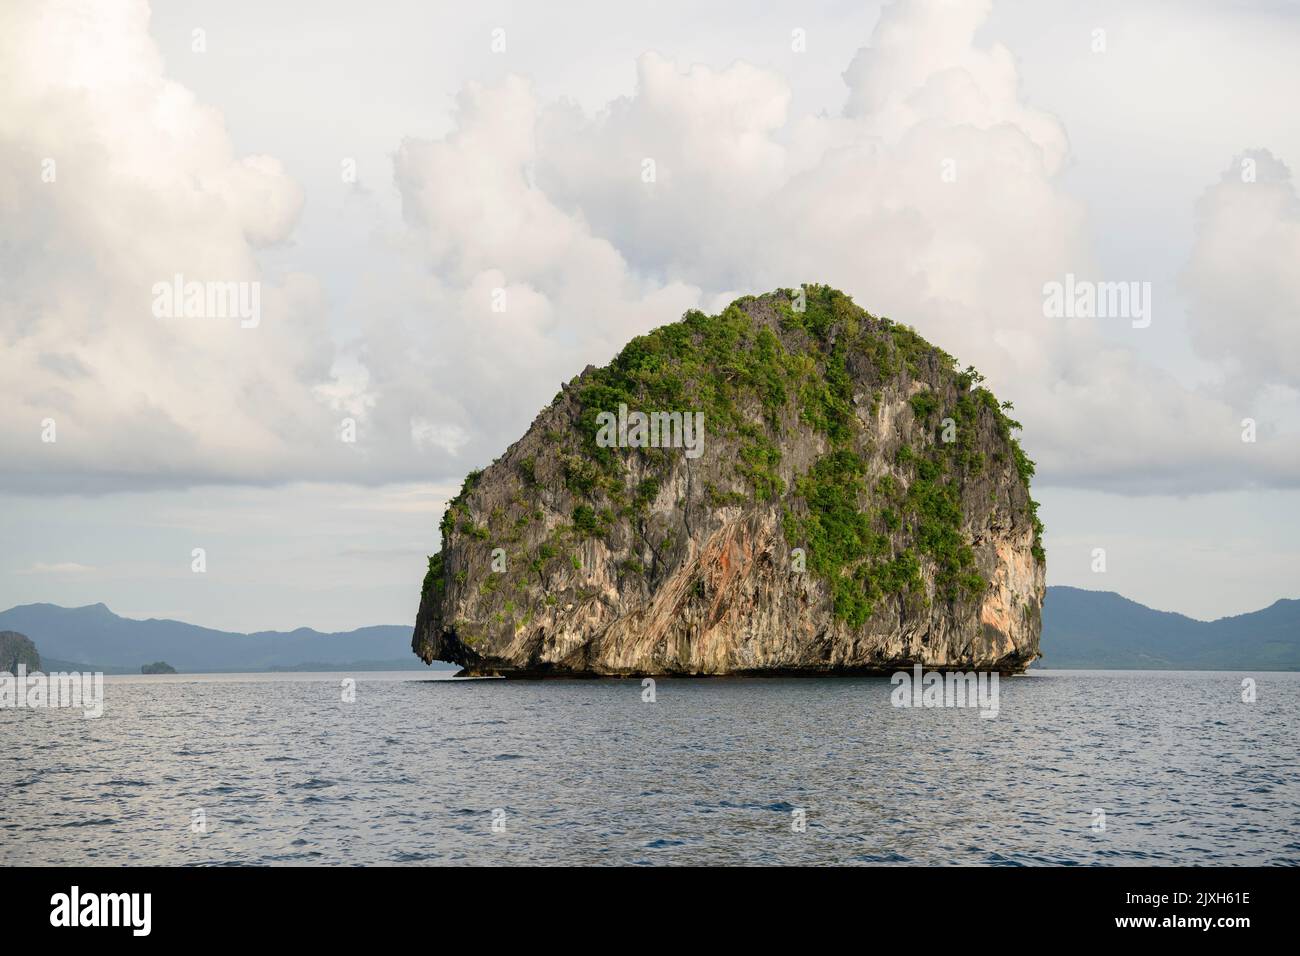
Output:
[0,603,452,673]
[1039,587,1300,670]
[3,589,1294,673]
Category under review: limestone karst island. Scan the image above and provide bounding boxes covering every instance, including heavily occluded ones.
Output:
[413,286,1045,677]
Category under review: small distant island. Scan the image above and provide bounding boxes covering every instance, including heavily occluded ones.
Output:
[141,661,178,674]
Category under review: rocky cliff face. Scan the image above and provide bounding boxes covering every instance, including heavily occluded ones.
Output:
[414,287,1045,676]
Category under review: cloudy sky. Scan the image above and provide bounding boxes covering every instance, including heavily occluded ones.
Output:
[2,0,1298,631]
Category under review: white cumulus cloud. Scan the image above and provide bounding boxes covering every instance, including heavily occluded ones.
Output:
[3,0,1296,498]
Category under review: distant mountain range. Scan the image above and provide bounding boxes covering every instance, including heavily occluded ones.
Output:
[1,587,1296,673]
[1039,586,1300,670]
[0,602,450,673]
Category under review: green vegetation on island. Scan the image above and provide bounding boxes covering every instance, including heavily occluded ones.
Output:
[422,286,1043,637]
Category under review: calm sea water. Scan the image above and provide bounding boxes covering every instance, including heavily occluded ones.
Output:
[2,669,1297,866]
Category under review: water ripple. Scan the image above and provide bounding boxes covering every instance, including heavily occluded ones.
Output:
[1,669,1297,865]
